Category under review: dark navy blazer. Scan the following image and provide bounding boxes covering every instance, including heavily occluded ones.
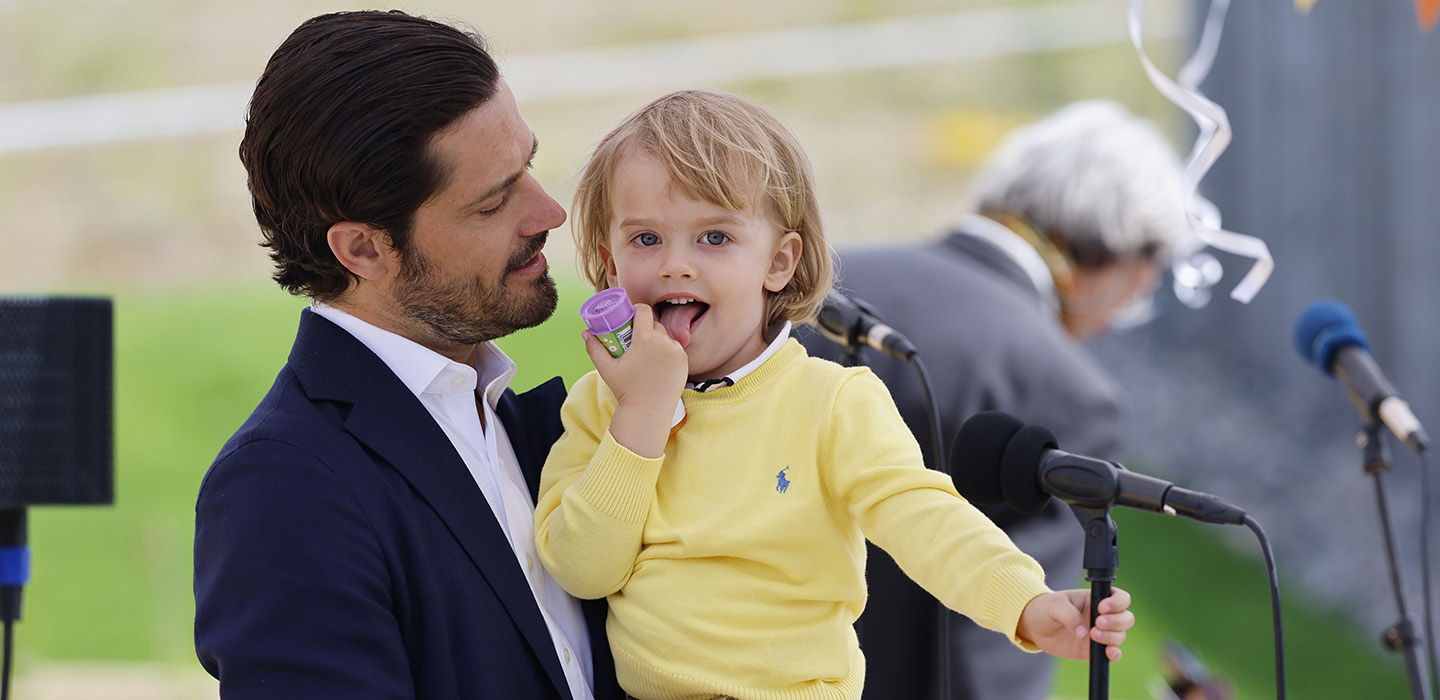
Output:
[194,309,621,700]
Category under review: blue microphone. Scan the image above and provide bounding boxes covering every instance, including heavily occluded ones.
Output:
[1294,299,1429,452]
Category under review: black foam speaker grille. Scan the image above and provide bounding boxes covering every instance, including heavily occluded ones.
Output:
[0,297,113,506]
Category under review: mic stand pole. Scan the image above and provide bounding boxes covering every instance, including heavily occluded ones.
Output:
[1070,504,1118,700]
[0,507,27,700]
[1360,420,1434,700]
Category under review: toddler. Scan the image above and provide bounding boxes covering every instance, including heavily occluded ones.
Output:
[534,89,1132,700]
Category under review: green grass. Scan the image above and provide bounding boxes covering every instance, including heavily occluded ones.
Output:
[24,286,310,665]
[15,279,1411,698]
[1050,510,1409,699]
[21,279,597,669]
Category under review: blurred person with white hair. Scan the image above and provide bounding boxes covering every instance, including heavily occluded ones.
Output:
[800,99,1194,700]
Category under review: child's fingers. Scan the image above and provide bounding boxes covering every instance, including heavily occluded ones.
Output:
[627,303,668,347]
[1093,587,1134,647]
[1098,587,1132,615]
[1096,608,1134,633]
[1090,616,1133,651]
[1089,622,1128,646]
[1089,606,1132,651]
[633,303,659,332]
[581,330,614,366]
[630,303,686,355]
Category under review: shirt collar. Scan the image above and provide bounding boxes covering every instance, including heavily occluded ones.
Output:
[310,301,517,409]
[686,320,792,392]
[958,213,1059,310]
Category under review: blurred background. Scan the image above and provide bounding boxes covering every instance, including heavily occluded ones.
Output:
[2,0,1436,697]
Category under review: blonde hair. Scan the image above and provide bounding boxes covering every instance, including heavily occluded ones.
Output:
[572,89,832,327]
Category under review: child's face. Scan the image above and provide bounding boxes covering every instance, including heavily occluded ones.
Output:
[603,153,801,381]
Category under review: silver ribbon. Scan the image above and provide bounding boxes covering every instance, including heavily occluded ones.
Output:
[1130,0,1274,303]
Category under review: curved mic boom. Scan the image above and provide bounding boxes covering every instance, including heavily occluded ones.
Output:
[952,411,1248,525]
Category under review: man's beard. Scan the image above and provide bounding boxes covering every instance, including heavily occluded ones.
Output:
[392,235,558,346]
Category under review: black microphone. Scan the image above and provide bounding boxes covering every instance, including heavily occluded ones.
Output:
[953,411,1248,525]
[811,290,917,360]
[1293,299,1429,452]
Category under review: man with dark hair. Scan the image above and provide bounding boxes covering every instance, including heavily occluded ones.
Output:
[193,11,622,700]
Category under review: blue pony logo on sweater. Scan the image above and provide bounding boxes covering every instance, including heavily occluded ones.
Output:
[776,467,791,493]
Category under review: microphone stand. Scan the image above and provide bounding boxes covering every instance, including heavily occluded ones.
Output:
[1359,420,1435,700]
[0,508,27,700]
[1070,504,1117,700]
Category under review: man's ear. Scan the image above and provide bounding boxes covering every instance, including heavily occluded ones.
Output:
[764,231,803,292]
[327,222,394,281]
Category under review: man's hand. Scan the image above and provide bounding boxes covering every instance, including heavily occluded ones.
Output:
[1016,587,1134,661]
[586,303,687,459]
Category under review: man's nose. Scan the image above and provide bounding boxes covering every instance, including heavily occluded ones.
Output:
[522,174,566,234]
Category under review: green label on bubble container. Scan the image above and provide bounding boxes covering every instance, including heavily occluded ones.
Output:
[596,319,633,358]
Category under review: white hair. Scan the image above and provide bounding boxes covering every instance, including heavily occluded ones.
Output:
[967,100,1193,267]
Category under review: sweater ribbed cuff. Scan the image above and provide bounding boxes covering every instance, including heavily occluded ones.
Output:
[983,564,1054,652]
[574,430,665,524]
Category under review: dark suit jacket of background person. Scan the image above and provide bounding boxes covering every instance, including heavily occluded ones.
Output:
[799,228,1124,700]
[194,309,623,700]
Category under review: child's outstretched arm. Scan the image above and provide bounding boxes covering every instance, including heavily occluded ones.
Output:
[1016,587,1134,662]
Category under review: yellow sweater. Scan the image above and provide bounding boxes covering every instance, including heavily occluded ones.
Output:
[535,340,1050,700]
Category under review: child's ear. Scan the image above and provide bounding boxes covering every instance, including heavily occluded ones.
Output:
[602,246,620,287]
[764,231,803,293]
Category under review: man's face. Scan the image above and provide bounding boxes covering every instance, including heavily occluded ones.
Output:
[1060,256,1159,339]
[387,80,565,357]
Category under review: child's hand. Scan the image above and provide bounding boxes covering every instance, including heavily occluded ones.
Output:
[585,303,688,406]
[585,303,687,459]
[1016,587,1133,662]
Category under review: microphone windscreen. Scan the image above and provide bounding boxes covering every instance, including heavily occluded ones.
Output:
[952,411,1023,506]
[1293,299,1368,376]
[816,290,859,338]
[1000,423,1056,515]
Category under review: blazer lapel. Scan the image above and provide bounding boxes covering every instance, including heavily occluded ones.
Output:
[288,310,574,699]
[499,376,622,700]
[496,376,567,502]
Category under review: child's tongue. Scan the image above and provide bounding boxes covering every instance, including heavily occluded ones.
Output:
[657,303,703,348]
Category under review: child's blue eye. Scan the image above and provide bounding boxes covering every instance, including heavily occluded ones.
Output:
[702,231,729,245]
[635,232,660,246]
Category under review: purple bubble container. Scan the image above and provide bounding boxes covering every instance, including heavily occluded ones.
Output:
[580,288,635,358]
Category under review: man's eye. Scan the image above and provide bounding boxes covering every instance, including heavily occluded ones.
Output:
[478,198,506,215]
[702,231,728,245]
[635,232,660,246]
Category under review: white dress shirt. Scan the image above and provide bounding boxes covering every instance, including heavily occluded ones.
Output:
[683,320,793,393]
[312,302,595,700]
[666,320,794,429]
